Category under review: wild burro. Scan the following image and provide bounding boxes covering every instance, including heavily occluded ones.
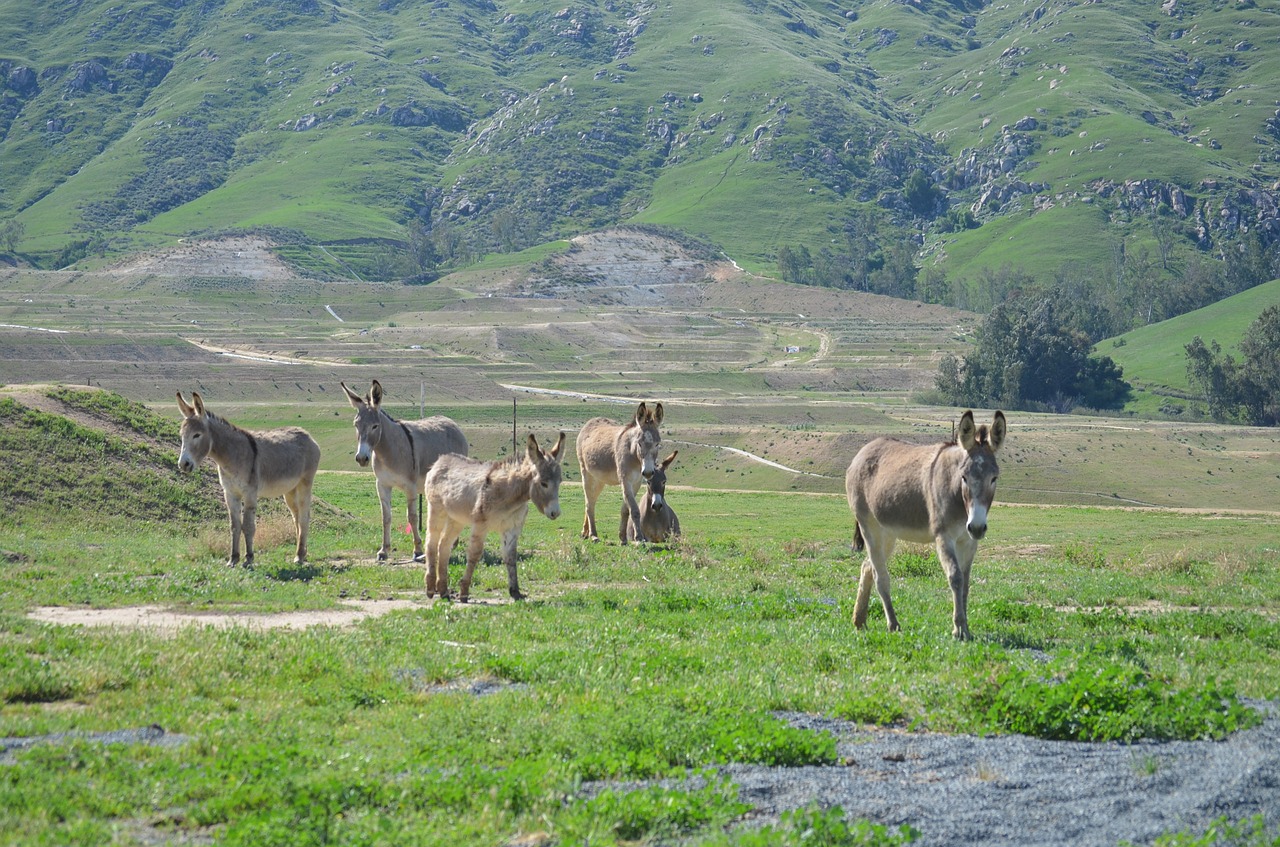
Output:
[341,379,468,563]
[176,391,321,566]
[632,450,681,544]
[845,410,1006,640]
[424,432,566,602]
[577,401,665,543]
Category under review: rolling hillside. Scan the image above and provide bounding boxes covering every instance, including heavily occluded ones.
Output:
[0,0,1277,292]
[1103,275,1280,416]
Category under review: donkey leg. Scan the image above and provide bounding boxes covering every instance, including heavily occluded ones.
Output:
[376,481,395,561]
[423,503,447,597]
[859,533,899,632]
[937,537,971,640]
[405,486,425,563]
[620,479,646,544]
[499,514,529,601]
[240,497,258,566]
[618,501,631,544]
[285,483,311,564]
[581,476,605,541]
[224,491,243,566]
[456,526,488,602]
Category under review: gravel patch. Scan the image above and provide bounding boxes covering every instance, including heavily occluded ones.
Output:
[720,703,1280,845]
[1,725,190,765]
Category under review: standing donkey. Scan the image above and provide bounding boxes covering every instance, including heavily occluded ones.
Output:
[577,401,665,543]
[341,380,468,563]
[629,450,681,544]
[424,432,566,602]
[176,391,320,566]
[844,410,1006,640]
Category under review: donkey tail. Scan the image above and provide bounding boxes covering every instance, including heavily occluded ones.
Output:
[852,521,865,553]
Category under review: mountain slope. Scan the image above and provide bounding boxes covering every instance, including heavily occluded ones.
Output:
[0,0,1276,288]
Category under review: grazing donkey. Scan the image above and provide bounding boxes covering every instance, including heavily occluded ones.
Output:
[176,391,321,566]
[424,432,565,602]
[341,380,468,563]
[629,450,681,544]
[844,410,1006,640]
[577,401,665,543]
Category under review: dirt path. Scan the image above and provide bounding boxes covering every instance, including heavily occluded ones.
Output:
[26,596,513,634]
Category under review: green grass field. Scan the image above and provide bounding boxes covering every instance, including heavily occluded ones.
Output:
[3,468,1278,845]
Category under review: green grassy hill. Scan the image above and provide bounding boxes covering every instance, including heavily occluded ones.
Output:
[1,0,1277,291]
[1103,276,1280,416]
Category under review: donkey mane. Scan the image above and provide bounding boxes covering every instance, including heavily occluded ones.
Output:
[483,452,528,483]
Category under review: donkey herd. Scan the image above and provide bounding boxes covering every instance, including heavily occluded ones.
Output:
[176,380,1005,639]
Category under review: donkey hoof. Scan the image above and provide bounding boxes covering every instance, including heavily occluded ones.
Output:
[376,551,388,562]
[510,590,526,601]
[412,553,426,564]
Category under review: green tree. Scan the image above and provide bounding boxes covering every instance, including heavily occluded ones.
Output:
[903,168,938,217]
[936,298,1130,412]
[0,219,24,253]
[1189,305,1280,425]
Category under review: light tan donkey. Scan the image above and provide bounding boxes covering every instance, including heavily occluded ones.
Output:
[341,380,468,563]
[845,410,1006,640]
[176,391,321,566]
[577,401,664,543]
[630,450,681,544]
[424,432,565,602]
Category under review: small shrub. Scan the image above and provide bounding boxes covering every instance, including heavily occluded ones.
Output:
[697,806,919,846]
[1134,815,1280,847]
[561,778,749,843]
[981,652,1260,742]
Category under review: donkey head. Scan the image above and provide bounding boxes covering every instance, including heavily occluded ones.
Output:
[526,432,566,520]
[956,410,1006,540]
[644,451,678,511]
[176,391,212,472]
[630,401,665,479]
[341,379,387,467]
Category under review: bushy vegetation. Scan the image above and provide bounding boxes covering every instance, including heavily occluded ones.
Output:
[934,296,1131,413]
[1184,305,1280,425]
[982,650,1259,742]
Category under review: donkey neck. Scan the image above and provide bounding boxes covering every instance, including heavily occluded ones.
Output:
[206,414,258,471]
[377,407,417,471]
[485,457,536,503]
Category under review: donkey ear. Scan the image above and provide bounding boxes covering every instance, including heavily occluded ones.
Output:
[957,410,977,450]
[633,401,648,424]
[652,402,664,426]
[549,431,566,460]
[990,411,1007,452]
[341,381,364,408]
[176,391,196,418]
[369,379,384,408]
[662,450,678,469]
[526,432,540,460]
[191,392,206,417]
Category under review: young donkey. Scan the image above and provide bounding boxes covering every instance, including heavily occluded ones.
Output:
[629,450,681,544]
[577,401,664,543]
[424,432,566,602]
[844,410,1006,640]
[177,391,321,566]
[341,380,468,562]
